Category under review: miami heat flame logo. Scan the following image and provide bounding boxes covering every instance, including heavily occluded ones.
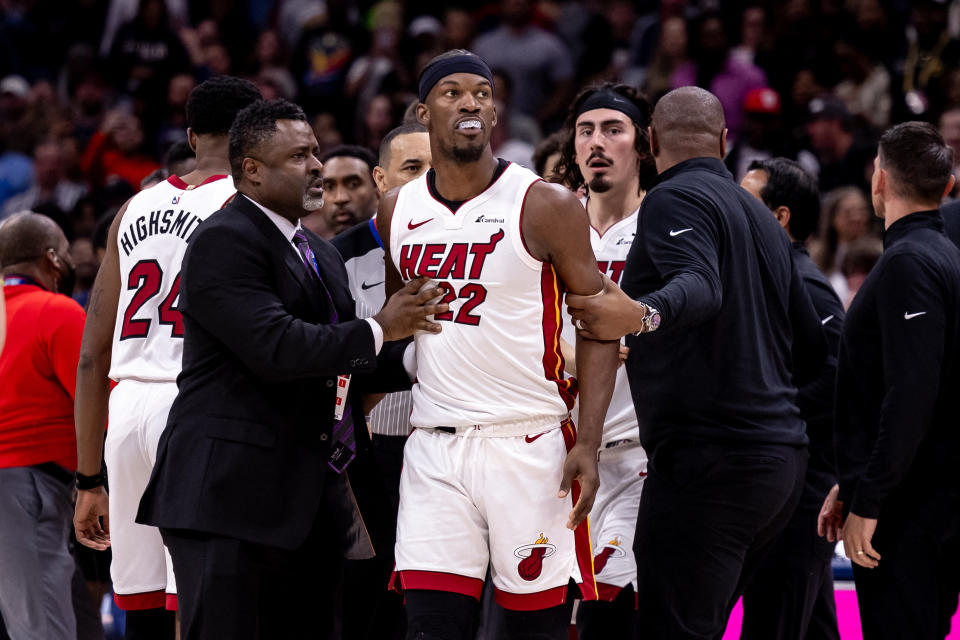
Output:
[514,533,557,581]
[593,536,627,574]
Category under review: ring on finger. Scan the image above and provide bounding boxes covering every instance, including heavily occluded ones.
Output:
[574,318,584,331]
[856,550,865,555]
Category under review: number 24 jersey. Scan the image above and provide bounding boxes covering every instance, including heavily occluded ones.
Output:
[109,175,235,383]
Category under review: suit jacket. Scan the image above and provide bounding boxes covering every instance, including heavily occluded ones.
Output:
[137,193,409,551]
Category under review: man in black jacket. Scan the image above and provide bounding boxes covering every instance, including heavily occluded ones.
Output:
[567,86,826,638]
[739,158,843,640]
[136,99,447,640]
[832,122,960,638]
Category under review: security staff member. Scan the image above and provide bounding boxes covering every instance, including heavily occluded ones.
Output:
[740,158,843,640]
[834,122,960,638]
[566,87,827,639]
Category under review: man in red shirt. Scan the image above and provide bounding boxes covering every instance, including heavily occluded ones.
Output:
[0,211,84,640]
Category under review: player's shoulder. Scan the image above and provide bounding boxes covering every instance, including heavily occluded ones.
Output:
[39,291,85,322]
[523,178,584,218]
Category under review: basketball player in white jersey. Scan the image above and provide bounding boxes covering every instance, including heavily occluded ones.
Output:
[72,76,261,639]
[379,50,620,640]
[555,83,657,639]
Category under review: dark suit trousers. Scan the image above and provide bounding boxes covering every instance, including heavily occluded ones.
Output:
[161,481,348,640]
[633,438,806,640]
[740,503,839,640]
[340,434,407,640]
[851,490,960,640]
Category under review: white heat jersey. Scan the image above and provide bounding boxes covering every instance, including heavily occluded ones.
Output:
[562,204,642,445]
[390,162,575,429]
[109,175,235,382]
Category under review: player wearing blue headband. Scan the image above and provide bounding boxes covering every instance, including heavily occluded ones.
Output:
[379,50,621,639]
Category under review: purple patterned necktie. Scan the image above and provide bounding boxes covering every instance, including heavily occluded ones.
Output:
[292,228,355,472]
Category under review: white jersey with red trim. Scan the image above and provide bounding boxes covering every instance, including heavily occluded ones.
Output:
[109,175,235,383]
[390,162,574,429]
[563,204,642,445]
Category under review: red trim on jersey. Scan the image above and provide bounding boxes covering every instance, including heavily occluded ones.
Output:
[114,590,166,611]
[425,162,513,215]
[518,179,542,261]
[540,264,578,410]
[165,594,178,611]
[494,585,569,611]
[562,419,599,602]
[166,174,230,190]
[389,570,484,601]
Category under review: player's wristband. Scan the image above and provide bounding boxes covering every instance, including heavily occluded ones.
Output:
[75,471,105,490]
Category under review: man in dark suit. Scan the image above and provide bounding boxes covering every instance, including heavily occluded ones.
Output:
[136,99,447,640]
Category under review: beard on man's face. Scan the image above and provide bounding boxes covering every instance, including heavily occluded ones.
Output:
[302,193,324,211]
[450,139,485,164]
[588,174,612,193]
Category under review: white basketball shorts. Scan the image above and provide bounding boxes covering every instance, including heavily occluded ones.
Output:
[588,441,646,602]
[391,417,597,611]
[105,379,178,610]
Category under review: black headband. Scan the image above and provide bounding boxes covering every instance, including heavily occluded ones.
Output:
[575,89,647,127]
[418,54,493,102]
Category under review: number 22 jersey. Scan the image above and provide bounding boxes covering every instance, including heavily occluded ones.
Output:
[109,175,235,383]
[390,161,576,429]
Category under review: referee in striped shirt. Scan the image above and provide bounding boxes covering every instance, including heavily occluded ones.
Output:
[331,124,431,640]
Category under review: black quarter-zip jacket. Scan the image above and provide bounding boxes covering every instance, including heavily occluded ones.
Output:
[620,158,827,453]
[836,210,960,519]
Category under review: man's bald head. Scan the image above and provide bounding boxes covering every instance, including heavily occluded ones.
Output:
[650,87,727,168]
[0,212,64,268]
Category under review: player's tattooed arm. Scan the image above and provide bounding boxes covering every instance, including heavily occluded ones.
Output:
[74,198,128,550]
[522,181,619,529]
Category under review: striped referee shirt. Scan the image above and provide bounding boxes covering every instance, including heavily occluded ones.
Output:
[332,218,412,437]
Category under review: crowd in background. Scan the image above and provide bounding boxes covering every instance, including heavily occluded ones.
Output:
[1,0,959,305]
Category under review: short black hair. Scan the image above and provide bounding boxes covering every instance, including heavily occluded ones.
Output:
[879,121,955,204]
[378,123,427,167]
[747,158,820,242]
[320,144,377,185]
[187,76,262,136]
[556,82,657,193]
[533,130,566,180]
[228,99,307,181]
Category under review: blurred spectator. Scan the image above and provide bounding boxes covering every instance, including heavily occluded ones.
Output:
[163,139,195,177]
[724,87,818,183]
[312,112,345,157]
[627,0,690,71]
[839,236,883,309]
[810,185,877,302]
[291,0,367,121]
[100,0,188,57]
[941,107,960,198]
[473,0,575,127]
[66,71,111,149]
[78,108,161,191]
[730,5,767,68]
[357,93,397,152]
[671,11,767,143]
[107,0,192,128]
[833,35,891,131]
[155,72,195,151]
[636,15,687,101]
[1,140,88,220]
[0,212,83,640]
[532,130,566,182]
[805,96,875,193]
[345,1,408,115]
[443,8,475,51]
[892,0,960,122]
[490,68,540,146]
[69,196,104,241]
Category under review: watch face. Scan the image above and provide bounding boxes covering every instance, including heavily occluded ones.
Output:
[648,311,661,331]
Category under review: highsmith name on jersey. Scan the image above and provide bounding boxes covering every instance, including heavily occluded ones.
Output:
[109,175,235,383]
[390,162,575,429]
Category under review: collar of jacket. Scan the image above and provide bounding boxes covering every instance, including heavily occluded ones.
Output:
[882,209,942,249]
